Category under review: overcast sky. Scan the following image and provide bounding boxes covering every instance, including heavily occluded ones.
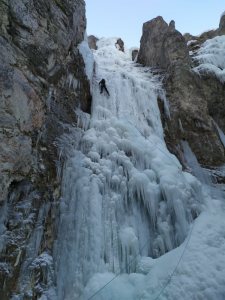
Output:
[85,0,224,48]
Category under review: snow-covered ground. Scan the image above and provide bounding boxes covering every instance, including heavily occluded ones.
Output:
[52,37,225,300]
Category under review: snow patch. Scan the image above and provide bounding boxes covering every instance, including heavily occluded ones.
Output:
[193,35,225,83]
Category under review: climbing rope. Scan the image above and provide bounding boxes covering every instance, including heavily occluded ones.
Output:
[154,222,195,299]
[86,119,199,300]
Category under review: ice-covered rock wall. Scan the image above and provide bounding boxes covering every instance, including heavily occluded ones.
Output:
[0,0,92,298]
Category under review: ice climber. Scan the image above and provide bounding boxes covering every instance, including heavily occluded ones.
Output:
[99,79,110,96]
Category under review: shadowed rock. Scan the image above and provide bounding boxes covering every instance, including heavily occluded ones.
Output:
[88,35,99,50]
[138,16,168,67]
[218,14,225,36]
[132,49,139,61]
[116,38,125,52]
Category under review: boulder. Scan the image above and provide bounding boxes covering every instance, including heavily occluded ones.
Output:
[88,35,99,50]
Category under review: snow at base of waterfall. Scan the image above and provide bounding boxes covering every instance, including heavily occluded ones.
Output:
[81,197,225,300]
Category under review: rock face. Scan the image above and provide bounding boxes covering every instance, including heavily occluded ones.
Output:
[138,16,225,167]
[138,16,168,67]
[116,38,124,52]
[88,35,99,50]
[138,17,190,70]
[218,14,225,36]
[0,0,92,298]
[132,49,138,61]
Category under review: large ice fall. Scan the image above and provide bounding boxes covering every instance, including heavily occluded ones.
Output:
[52,36,225,300]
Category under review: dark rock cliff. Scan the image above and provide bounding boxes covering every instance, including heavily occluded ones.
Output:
[138,16,225,169]
[0,0,92,298]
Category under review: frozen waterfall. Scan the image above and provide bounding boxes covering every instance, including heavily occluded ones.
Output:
[51,37,225,300]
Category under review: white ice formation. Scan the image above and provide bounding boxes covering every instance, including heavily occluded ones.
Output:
[193,35,225,83]
[14,37,225,300]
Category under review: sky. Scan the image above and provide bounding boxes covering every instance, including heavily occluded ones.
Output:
[85,0,224,48]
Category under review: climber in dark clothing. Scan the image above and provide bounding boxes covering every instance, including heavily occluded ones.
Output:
[99,79,110,96]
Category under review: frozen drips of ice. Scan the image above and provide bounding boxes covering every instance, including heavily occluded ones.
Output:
[75,108,90,131]
[214,121,225,148]
[193,35,225,83]
[178,118,184,132]
[0,200,7,253]
[12,203,51,297]
[119,228,140,273]
[180,140,212,185]
[68,74,78,91]
[158,90,171,120]
[46,87,53,109]
[53,37,207,300]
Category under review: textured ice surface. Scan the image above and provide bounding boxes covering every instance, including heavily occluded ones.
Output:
[81,198,225,300]
[49,38,217,300]
[78,31,95,87]
[193,35,225,83]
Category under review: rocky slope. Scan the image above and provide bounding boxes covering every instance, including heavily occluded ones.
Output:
[0,0,92,299]
[138,15,225,170]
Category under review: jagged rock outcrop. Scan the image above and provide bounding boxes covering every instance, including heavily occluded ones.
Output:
[0,0,92,298]
[218,13,225,35]
[138,17,190,70]
[184,13,225,44]
[88,35,99,50]
[138,16,225,167]
[184,29,219,44]
[116,38,124,52]
[138,16,168,67]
